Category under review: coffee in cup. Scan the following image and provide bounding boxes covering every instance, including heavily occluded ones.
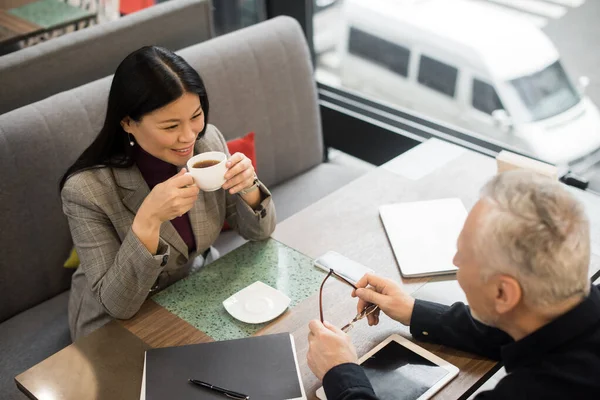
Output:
[193,160,221,169]
[186,151,228,191]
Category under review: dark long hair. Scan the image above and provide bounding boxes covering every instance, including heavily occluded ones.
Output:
[60,46,210,189]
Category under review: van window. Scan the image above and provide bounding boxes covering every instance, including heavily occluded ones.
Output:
[509,61,580,122]
[472,79,504,115]
[417,55,458,97]
[348,27,410,77]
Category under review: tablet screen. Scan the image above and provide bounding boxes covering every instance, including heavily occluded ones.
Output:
[361,340,450,400]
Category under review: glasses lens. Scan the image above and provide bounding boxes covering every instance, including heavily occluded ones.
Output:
[355,304,373,319]
[365,304,378,316]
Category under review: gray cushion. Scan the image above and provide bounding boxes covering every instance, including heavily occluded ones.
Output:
[271,154,374,221]
[213,230,248,258]
[213,153,375,256]
[0,91,99,321]
[0,291,70,400]
[0,0,213,115]
[0,75,111,324]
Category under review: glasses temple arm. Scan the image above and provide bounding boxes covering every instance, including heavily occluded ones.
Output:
[319,269,334,323]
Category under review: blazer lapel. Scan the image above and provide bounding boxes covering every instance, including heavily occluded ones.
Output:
[114,166,189,257]
[188,191,208,254]
[188,140,211,253]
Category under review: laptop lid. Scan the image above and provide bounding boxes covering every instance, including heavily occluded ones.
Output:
[379,198,467,278]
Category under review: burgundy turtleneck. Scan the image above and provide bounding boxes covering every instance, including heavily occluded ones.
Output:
[134,147,196,253]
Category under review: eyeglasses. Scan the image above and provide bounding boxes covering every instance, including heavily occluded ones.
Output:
[319,269,379,333]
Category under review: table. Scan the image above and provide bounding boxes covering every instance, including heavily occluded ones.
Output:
[15,139,600,399]
[0,0,96,51]
[0,10,38,47]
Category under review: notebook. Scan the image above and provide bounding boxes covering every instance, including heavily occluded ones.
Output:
[140,333,306,400]
[379,198,468,277]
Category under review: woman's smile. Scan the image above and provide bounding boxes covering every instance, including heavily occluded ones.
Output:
[171,144,194,157]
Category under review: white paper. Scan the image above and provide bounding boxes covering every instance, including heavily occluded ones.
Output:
[380,198,467,277]
[139,353,146,400]
[383,139,466,181]
[288,334,308,400]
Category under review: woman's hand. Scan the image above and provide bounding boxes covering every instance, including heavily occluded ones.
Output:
[133,169,199,254]
[138,169,199,224]
[222,153,256,195]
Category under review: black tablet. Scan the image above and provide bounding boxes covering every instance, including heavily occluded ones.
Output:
[317,334,459,400]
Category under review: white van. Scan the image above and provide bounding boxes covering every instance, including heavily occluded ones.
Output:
[338,0,600,167]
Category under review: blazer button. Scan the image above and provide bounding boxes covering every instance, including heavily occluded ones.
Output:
[260,208,267,218]
[149,278,160,293]
[160,255,169,267]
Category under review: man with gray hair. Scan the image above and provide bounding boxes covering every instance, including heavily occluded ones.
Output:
[307,170,600,399]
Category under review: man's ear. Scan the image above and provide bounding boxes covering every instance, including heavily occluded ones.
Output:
[494,275,522,315]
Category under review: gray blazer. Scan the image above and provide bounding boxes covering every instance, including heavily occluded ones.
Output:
[62,124,276,339]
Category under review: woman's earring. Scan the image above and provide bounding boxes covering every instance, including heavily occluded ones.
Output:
[128,133,135,147]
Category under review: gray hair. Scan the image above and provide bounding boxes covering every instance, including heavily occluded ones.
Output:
[477,170,590,307]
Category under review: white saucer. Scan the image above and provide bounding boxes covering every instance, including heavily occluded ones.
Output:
[223,281,291,324]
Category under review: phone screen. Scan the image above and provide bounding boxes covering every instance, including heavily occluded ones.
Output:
[361,340,449,400]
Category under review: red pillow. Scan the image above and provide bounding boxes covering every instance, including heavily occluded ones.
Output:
[120,0,154,15]
[227,132,257,170]
[223,132,257,231]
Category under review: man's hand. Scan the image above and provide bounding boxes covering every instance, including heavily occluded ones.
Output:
[352,273,416,326]
[307,320,358,381]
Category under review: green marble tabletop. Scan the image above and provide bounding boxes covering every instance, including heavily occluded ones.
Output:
[152,238,326,341]
[9,0,95,29]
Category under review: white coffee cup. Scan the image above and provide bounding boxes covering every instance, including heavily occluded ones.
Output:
[186,151,228,192]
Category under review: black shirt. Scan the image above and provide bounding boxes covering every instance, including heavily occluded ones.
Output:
[323,285,600,400]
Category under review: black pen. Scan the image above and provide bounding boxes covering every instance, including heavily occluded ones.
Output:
[188,378,250,400]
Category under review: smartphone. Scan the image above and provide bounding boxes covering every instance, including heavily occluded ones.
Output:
[314,251,374,284]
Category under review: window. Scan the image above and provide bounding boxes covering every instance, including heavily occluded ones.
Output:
[472,79,504,115]
[311,0,600,192]
[417,55,458,97]
[348,27,411,77]
[213,0,266,36]
[509,61,580,122]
